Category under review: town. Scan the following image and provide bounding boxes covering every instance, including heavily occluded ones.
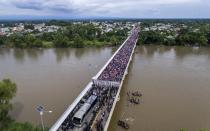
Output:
[0,21,137,36]
[1,20,209,48]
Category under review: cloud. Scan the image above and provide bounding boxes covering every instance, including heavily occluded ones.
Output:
[49,5,76,13]
[14,1,43,10]
[0,0,209,18]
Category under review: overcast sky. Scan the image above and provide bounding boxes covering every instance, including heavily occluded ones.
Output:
[0,0,210,19]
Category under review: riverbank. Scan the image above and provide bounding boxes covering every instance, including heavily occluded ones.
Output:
[0,39,120,48]
[1,43,209,50]
[1,46,210,130]
[0,21,128,48]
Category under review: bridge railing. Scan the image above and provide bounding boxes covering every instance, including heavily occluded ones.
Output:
[50,82,93,131]
[104,37,139,130]
[93,35,130,79]
[50,31,132,131]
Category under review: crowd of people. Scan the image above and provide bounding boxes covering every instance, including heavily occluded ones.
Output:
[98,26,139,82]
[92,26,140,130]
[58,26,139,131]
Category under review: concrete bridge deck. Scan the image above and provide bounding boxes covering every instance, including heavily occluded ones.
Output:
[50,26,139,131]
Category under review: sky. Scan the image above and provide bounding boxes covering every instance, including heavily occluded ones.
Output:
[0,0,210,19]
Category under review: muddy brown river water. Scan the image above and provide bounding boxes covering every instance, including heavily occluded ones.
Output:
[0,46,210,131]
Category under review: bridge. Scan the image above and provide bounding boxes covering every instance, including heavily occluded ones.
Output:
[50,25,140,131]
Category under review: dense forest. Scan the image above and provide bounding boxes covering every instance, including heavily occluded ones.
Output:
[0,21,128,48]
[138,19,210,46]
[0,19,210,48]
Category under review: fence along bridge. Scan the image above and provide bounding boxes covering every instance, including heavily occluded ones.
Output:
[50,25,140,131]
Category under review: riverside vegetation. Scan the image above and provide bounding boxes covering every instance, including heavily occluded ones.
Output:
[0,79,44,131]
[0,19,210,130]
[0,19,210,48]
[138,19,210,46]
[0,20,128,48]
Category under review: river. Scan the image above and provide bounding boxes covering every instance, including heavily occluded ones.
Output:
[0,46,210,131]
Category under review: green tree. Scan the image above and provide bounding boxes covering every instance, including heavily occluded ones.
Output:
[198,35,207,46]
[200,128,208,131]
[110,36,118,46]
[41,32,55,41]
[9,34,25,48]
[0,79,17,129]
[73,35,84,48]
[24,34,36,47]
[32,39,43,48]
[140,31,164,44]
[0,36,6,46]
[3,121,42,131]
[180,128,187,131]
[53,33,69,47]
[0,79,43,130]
